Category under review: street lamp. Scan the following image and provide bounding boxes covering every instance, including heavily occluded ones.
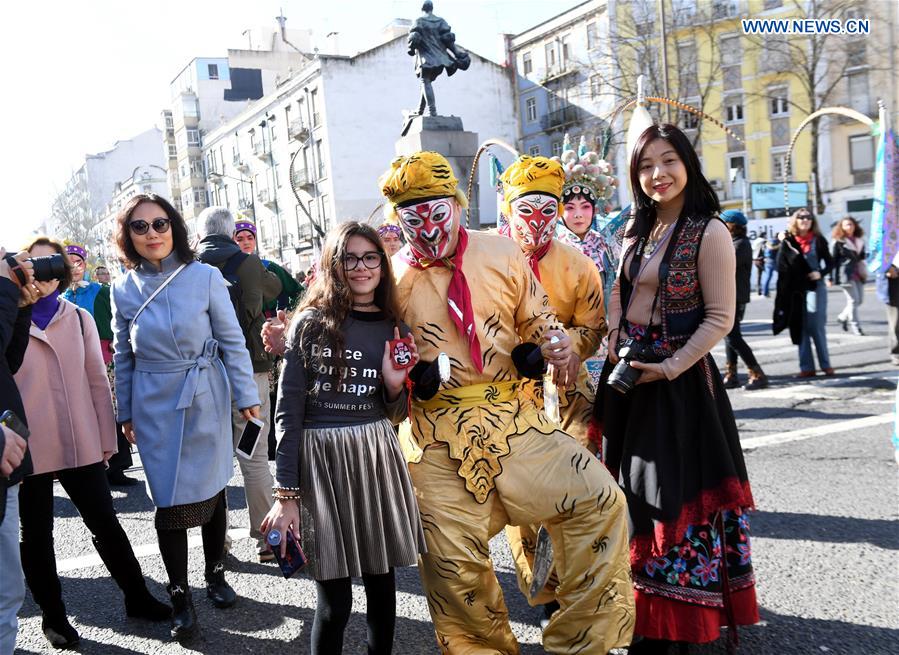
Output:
[207,170,256,226]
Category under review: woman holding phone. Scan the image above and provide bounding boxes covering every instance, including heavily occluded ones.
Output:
[111,194,260,642]
[262,221,426,655]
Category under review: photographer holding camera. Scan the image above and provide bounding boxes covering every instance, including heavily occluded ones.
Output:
[13,237,169,649]
[0,247,37,655]
[593,125,757,653]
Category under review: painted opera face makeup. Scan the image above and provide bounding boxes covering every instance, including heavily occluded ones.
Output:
[563,196,595,239]
[397,196,458,260]
[509,193,559,254]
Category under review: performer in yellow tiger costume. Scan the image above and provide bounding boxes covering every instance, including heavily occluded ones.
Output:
[379,151,633,654]
[495,155,607,619]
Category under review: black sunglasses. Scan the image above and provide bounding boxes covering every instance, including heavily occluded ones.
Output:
[129,218,172,235]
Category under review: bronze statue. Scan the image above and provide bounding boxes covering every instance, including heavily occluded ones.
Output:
[407,1,470,117]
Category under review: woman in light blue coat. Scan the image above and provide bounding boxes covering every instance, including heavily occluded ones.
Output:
[111,194,260,643]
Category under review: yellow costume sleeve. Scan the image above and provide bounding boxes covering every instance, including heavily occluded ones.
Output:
[510,248,564,345]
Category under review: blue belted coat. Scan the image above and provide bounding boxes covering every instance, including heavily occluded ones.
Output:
[111,253,259,507]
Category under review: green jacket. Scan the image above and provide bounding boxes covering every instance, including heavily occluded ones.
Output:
[263,260,303,313]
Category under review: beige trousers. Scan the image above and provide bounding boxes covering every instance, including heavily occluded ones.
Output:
[231,371,274,543]
[409,428,634,654]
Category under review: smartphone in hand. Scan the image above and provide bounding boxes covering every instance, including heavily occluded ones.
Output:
[236,417,264,460]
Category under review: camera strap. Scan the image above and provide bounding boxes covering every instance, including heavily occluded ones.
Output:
[130,263,189,331]
[3,254,27,289]
[618,217,685,342]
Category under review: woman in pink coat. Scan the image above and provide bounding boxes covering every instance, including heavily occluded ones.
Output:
[14,237,169,650]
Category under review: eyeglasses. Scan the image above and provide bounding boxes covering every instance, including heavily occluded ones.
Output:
[129,218,172,235]
[797,216,813,222]
[343,252,383,270]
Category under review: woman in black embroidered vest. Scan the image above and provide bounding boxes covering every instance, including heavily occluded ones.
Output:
[593,125,758,653]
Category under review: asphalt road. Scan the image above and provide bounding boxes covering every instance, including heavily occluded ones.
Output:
[12,284,899,654]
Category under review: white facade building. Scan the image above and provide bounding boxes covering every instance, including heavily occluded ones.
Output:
[201,24,517,273]
[163,16,311,222]
[49,128,166,240]
[90,164,169,266]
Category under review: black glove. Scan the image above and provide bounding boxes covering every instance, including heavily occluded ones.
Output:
[409,359,442,400]
[510,342,545,380]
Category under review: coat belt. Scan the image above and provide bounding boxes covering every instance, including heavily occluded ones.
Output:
[134,339,221,409]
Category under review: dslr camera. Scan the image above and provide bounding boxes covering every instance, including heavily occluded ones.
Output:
[4,252,67,283]
[607,338,665,394]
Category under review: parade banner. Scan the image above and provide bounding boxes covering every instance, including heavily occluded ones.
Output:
[750,182,808,211]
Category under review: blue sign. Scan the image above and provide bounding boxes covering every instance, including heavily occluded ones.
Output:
[751,182,809,211]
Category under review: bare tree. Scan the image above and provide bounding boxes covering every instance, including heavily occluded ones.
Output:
[49,177,98,246]
[741,0,885,213]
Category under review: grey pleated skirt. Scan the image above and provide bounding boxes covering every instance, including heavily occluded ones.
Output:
[300,417,427,581]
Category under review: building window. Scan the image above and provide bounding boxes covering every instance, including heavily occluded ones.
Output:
[164,114,174,129]
[849,134,875,173]
[545,42,556,70]
[525,97,537,122]
[167,144,177,157]
[848,72,870,114]
[586,22,598,50]
[720,35,741,67]
[678,41,699,96]
[190,157,204,177]
[194,189,206,206]
[724,96,744,123]
[771,151,789,180]
[551,141,562,158]
[681,103,700,130]
[560,35,570,66]
[727,154,746,196]
[846,42,866,68]
[769,87,789,116]
[522,51,532,75]
[208,63,219,80]
[269,116,278,141]
[528,145,541,156]
[181,191,192,208]
[713,0,738,19]
[320,194,331,230]
[590,75,602,99]
[187,129,200,146]
[311,89,321,127]
[763,0,782,9]
[315,140,326,178]
[673,0,697,23]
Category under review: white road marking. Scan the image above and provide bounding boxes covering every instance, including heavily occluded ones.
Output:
[742,413,893,450]
[56,528,251,574]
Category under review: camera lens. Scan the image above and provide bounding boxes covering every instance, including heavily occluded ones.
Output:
[607,359,642,394]
[30,254,67,282]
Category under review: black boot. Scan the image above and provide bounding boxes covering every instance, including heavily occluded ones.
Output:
[92,535,170,621]
[125,588,171,621]
[628,637,674,654]
[539,600,560,631]
[41,614,80,650]
[205,561,236,608]
[167,583,198,642]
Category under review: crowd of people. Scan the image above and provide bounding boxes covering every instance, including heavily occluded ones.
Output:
[0,120,885,655]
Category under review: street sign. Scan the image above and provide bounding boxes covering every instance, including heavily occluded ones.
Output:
[750,182,809,211]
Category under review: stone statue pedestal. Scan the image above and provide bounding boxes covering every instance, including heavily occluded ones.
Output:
[395,114,481,229]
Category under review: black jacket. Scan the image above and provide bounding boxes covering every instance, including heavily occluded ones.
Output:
[196,234,282,373]
[1,277,33,523]
[830,239,866,285]
[733,235,753,306]
[773,234,831,344]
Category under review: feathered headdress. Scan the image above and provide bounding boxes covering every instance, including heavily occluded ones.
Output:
[552,134,617,215]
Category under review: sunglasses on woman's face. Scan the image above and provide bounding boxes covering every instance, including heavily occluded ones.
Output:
[129,218,172,235]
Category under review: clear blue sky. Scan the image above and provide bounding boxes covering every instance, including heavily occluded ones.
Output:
[0,0,578,247]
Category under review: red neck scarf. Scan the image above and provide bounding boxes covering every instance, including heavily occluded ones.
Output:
[795,231,815,254]
[400,227,483,373]
[497,223,552,281]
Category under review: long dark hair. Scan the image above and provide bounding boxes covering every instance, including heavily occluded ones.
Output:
[626,124,720,239]
[832,215,863,240]
[115,194,194,269]
[291,221,400,379]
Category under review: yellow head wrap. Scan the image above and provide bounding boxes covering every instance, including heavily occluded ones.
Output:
[378,151,466,206]
[499,155,565,217]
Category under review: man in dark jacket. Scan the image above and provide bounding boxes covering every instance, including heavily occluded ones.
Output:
[0,248,37,652]
[720,211,768,390]
[196,208,282,563]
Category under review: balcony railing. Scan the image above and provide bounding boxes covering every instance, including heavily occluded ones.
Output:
[288,119,309,141]
[541,105,581,131]
[252,140,270,159]
[291,167,313,189]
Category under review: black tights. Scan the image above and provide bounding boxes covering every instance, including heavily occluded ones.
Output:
[156,493,227,585]
[312,569,396,655]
